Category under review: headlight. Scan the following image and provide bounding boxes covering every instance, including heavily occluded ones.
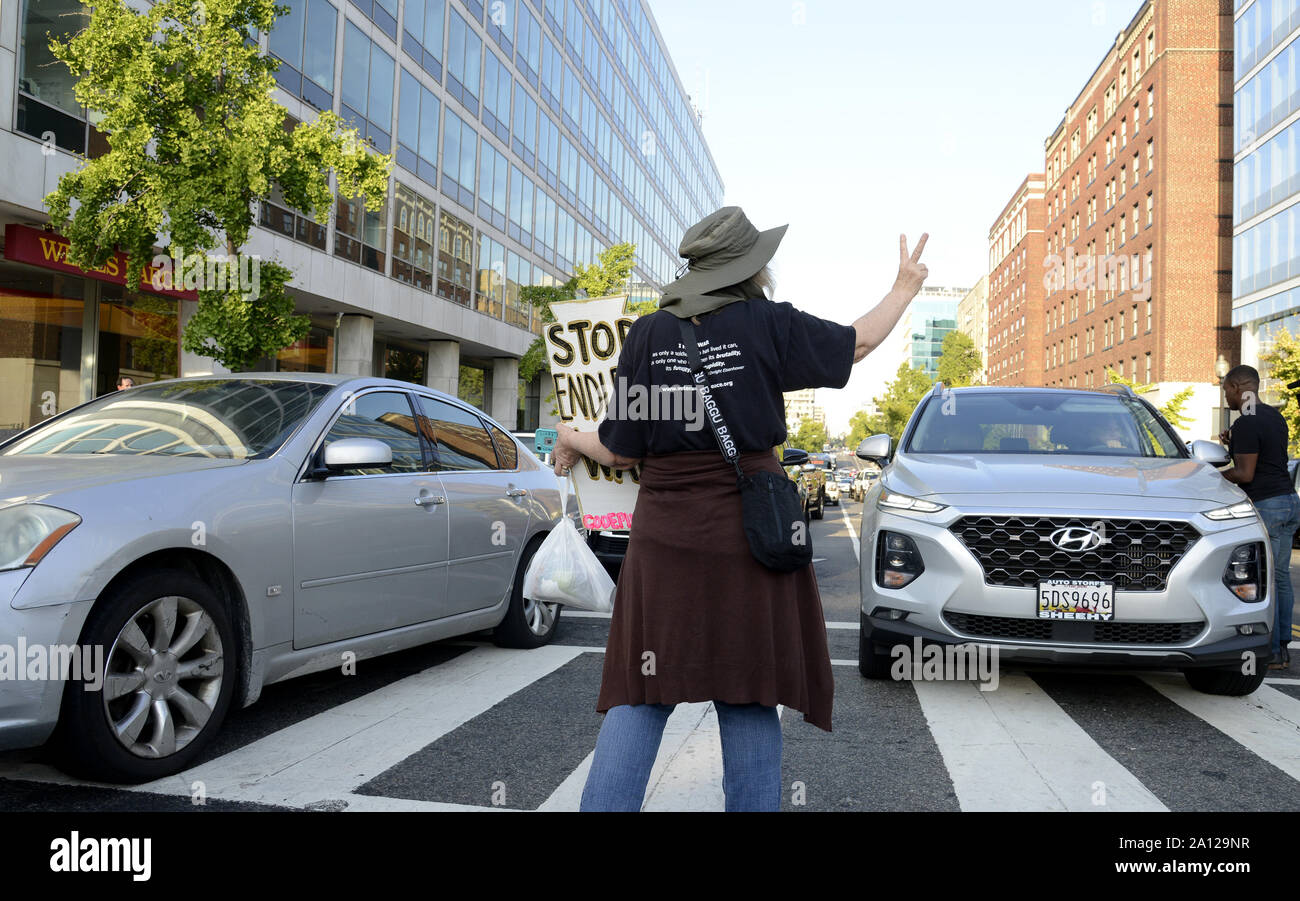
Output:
[0,504,81,571]
[1203,501,1257,521]
[878,490,947,513]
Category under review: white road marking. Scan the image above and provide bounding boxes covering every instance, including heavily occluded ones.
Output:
[43,645,590,809]
[839,504,861,564]
[1142,674,1300,782]
[912,672,1166,812]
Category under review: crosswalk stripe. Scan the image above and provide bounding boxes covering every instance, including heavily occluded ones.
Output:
[912,673,1167,812]
[127,644,587,808]
[1141,674,1300,782]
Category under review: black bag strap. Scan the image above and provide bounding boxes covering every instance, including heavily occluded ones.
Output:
[677,317,746,485]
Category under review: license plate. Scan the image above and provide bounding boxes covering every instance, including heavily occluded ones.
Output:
[1036,579,1115,621]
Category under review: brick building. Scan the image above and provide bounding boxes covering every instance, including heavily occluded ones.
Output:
[1037,0,1235,440]
[987,174,1047,386]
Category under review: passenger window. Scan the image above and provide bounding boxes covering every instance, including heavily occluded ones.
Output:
[416,397,498,471]
[489,424,518,469]
[322,392,425,474]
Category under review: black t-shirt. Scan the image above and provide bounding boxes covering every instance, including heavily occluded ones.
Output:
[597,299,858,458]
[1228,400,1294,502]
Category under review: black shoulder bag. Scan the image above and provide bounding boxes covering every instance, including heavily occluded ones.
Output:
[677,317,812,573]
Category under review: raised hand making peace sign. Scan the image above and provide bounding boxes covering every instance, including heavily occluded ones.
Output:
[895,233,930,300]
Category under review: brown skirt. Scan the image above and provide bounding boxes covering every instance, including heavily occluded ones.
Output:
[595,449,835,731]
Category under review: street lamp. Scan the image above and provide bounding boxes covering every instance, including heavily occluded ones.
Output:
[1215,355,1230,438]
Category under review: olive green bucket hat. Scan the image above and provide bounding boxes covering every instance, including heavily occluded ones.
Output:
[659,206,787,319]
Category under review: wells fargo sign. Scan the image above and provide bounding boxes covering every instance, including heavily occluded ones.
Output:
[3,224,198,301]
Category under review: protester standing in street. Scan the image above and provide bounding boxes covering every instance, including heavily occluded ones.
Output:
[551,206,929,810]
[1219,365,1300,669]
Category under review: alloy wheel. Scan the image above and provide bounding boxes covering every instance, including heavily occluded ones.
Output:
[522,595,560,637]
[102,595,225,759]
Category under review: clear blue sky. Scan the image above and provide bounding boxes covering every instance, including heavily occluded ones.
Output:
[649,0,1147,433]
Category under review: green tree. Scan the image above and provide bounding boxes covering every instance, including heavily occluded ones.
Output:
[518,241,640,384]
[936,330,983,387]
[1104,367,1195,430]
[846,408,875,449]
[1260,327,1300,455]
[44,0,392,371]
[788,419,829,453]
[869,363,935,444]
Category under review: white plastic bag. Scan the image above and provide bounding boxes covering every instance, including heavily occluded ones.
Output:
[523,476,616,613]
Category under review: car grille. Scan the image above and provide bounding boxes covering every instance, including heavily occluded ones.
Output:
[944,612,1205,645]
[949,515,1200,591]
[588,532,630,557]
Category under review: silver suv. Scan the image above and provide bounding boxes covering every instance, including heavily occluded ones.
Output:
[857,384,1274,695]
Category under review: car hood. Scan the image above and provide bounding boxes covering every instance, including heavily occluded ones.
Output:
[0,455,248,506]
[886,452,1246,507]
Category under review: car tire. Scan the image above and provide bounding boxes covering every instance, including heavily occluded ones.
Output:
[54,567,238,784]
[493,535,563,649]
[1182,666,1266,696]
[858,621,893,679]
[811,493,824,520]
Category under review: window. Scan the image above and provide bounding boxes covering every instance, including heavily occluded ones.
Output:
[392,182,436,290]
[441,108,478,209]
[477,138,509,231]
[1146,30,1154,67]
[403,0,446,79]
[1131,304,1138,339]
[512,82,539,168]
[350,0,397,40]
[477,233,505,317]
[540,37,563,113]
[260,176,328,251]
[488,423,518,469]
[537,112,560,187]
[509,165,535,245]
[417,397,497,471]
[558,134,579,205]
[1120,66,1128,98]
[341,22,395,153]
[486,0,515,55]
[265,0,337,111]
[437,209,475,306]
[334,188,388,272]
[1088,154,1097,183]
[562,61,582,133]
[397,68,441,185]
[323,392,423,474]
[1120,165,1127,197]
[516,6,542,86]
[534,189,557,262]
[482,52,512,143]
[1145,353,1151,383]
[556,206,575,271]
[1118,309,1125,342]
[1147,84,1154,121]
[1147,138,1154,172]
[1146,297,1152,331]
[447,9,483,114]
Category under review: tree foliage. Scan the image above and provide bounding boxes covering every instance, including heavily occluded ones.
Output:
[44,0,392,370]
[1260,327,1300,456]
[865,363,935,444]
[518,242,642,383]
[935,329,983,387]
[1104,367,1195,430]
[787,419,829,453]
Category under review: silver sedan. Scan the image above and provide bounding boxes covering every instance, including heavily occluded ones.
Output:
[0,374,564,782]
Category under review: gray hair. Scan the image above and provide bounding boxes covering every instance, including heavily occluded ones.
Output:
[724,264,776,300]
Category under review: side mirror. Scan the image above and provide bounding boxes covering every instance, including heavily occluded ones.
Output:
[781,447,809,467]
[856,434,892,463]
[322,437,394,472]
[1189,439,1229,466]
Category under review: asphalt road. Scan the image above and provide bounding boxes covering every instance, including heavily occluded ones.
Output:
[1,495,1299,811]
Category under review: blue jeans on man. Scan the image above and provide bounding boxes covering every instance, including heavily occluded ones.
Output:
[1255,492,1300,662]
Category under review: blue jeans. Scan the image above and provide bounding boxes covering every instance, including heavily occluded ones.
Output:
[1256,493,1300,657]
[580,702,783,811]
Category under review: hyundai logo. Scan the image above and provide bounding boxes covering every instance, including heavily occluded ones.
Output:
[1049,526,1103,552]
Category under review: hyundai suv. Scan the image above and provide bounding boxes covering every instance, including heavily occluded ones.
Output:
[857,384,1274,695]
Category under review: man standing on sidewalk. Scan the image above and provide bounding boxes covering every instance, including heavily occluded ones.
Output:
[1218,365,1300,669]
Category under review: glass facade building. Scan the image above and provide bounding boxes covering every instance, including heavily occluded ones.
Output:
[902,288,967,379]
[1,0,724,435]
[1232,0,1300,374]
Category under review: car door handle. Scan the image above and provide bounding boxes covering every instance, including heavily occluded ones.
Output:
[506,488,527,498]
[414,495,446,506]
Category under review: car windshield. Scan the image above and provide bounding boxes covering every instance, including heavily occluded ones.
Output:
[906,392,1187,457]
[1,379,335,460]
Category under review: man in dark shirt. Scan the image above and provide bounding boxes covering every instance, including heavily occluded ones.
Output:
[1219,365,1299,668]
